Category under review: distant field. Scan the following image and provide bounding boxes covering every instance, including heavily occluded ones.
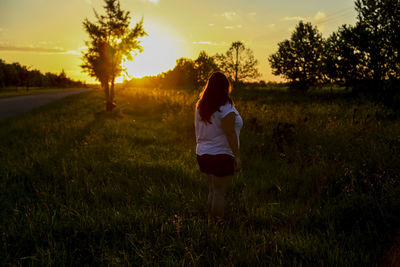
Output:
[0,87,399,265]
[0,87,89,98]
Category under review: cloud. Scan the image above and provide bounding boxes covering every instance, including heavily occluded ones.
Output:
[192,41,228,46]
[248,12,257,17]
[84,0,92,4]
[283,16,307,21]
[208,24,215,27]
[221,12,237,20]
[142,0,159,4]
[192,41,212,45]
[222,25,243,30]
[66,50,81,55]
[314,11,327,23]
[282,11,327,24]
[266,24,276,31]
[313,11,327,32]
[0,44,79,55]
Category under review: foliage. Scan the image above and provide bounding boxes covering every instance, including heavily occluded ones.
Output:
[353,0,400,81]
[159,58,197,89]
[1,87,400,265]
[194,51,219,86]
[81,0,146,110]
[0,59,84,89]
[269,0,400,92]
[124,51,219,90]
[269,21,325,91]
[216,41,260,84]
[325,0,400,88]
[324,25,368,86]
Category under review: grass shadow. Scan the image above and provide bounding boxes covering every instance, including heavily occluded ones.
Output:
[94,109,124,119]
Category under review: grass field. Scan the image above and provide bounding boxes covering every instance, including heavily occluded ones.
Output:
[0,87,399,265]
[0,87,89,99]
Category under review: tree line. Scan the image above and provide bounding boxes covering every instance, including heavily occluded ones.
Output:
[0,59,85,89]
[130,0,400,93]
[124,41,261,90]
[269,0,400,91]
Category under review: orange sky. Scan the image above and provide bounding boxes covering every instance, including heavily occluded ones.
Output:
[0,0,357,83]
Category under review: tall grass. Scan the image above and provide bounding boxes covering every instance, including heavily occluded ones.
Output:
[0,87,399,265]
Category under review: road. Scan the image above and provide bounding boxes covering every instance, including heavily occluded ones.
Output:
[0,89,90,121]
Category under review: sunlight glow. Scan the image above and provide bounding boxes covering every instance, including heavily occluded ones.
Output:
[116,24,186,82]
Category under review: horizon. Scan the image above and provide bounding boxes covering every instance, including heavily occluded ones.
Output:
[0,0,357,83]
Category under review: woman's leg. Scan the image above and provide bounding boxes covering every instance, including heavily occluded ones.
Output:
[210,175,233,218]
[206,174,213,214]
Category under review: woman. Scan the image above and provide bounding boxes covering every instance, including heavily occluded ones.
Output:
[195,72,243,220]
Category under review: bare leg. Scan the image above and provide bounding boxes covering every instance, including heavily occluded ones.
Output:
[210,175,233,218]
[206,174,213,214]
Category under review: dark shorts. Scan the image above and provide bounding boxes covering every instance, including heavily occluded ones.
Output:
[196,154,235,177]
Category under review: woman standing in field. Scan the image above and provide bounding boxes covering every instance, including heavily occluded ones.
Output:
[195,72,243,221]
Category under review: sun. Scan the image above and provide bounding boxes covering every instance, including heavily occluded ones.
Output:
[116,23,186,82]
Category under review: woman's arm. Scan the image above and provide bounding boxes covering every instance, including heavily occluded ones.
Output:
[221,112,241,171]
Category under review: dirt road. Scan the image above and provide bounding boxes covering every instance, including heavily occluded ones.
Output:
[0,89,90,121]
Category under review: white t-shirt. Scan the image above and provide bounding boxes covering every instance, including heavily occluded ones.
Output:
[195,102,243,157]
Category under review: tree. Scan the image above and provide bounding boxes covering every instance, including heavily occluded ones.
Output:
[161,58,197,89]
[6,63,21,89]
[269,21,325,91]
[325,25,370,87]
[0,60,5,88]
[0,59,83,88]
[324,0,400,91]
[194,51,218,86]
[352,0,400,81]
[81,0,146,111]
[216,41,260,84]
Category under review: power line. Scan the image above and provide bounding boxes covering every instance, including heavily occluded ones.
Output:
[318,10,354,23]
[316,7,356,26]
[322,7,354,19]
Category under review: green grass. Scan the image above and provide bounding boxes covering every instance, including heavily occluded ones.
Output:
[0,87,399,265]
[0,87,88,98]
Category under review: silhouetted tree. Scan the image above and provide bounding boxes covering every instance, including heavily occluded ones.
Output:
[55,70,68,88]
[194,51,218,86]
[0,59,84,89]
[124,53,217,89]
[81,0,146,111]
[0,60,5,88]
[161,58,197,89]
[352,0,400,82]
[30,70,43,87]
[269,21,325,91]
[216,41,260,84]
[325,25,369,87]
[9,63,22,88]
[20,65,33,90]
[324,0,399,91]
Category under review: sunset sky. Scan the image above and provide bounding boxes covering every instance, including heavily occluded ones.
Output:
[0,0,357,83]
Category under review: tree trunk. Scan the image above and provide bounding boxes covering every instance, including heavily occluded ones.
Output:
[110,75,115,101]
[105,78,116,112]
[103,81,109,100]
[235,48,239,84]
[103,81,112,112]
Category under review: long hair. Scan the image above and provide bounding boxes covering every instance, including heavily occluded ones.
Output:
[197,72,232,123]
